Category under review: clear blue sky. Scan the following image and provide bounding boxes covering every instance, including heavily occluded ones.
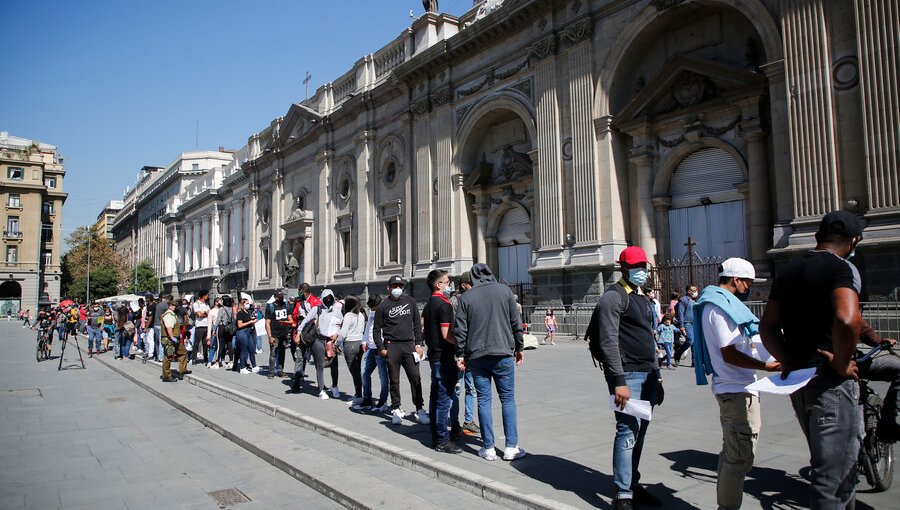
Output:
[1,0,473,247]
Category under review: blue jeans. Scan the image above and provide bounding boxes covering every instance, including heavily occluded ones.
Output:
[87,326,102,351]
[456,369,476,423]
[605,370,659,500]
[662,343,674,367]
[429,359,460,443]
[117,329,131,358]
[256,335,264,351]
[469,355,518,450]
[208,334,218,363]
[790,370,861,509]
[361,348,388,403]
[237,329,256,369]
[154,326,163,361]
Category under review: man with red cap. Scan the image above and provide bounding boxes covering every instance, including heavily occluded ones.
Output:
[587,246,662,510]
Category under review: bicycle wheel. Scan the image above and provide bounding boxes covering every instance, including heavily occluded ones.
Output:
[869,439,894,491]
[36,338,42,362]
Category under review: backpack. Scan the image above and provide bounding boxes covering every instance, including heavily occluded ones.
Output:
[219,308,236,336]
[585,283,630,369]
[299,305,323,348]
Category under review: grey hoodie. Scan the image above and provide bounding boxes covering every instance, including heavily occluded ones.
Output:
[454,263,524,360]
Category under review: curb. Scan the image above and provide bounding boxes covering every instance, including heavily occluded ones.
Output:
[92,353,372,510]
[95,350,579,510]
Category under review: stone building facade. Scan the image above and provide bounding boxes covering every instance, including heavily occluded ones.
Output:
[150,0,900,304]
[0,131,66,313]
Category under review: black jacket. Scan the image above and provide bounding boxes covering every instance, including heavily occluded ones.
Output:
[454,264,524,360]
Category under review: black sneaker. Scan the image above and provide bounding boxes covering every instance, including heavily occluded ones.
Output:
[613,498,633,510]
[276,371,285,378]
[161,376,178,383]
[632,485,661,507]
[267,371,275,379]
[434,441,463,454]
[450,426,463,441]
[353,398,374,410]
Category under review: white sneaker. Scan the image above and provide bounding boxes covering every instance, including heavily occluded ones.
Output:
[240,368,251,375]
[391,408,405,424]
[319,390,330,400]
[415,408,430,425]
[210,363,219,369]
[330,387,340,399]
[478,447,498,461]
[503,446,526,461]
[251,366,260,373]
[256,348,262,354]
[350,397,364,406]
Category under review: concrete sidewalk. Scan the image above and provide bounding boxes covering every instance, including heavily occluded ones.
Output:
[98,334,898,509]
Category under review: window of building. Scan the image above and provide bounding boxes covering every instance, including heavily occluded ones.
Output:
[262,247,270,278]
[42,224,53,242]
[385,219,398,263]
[44,177,57,188]
[341,231,351,269]
[192,163,199,170]
[7,167,23,180]
[42,251,51,267]
[42,201,54,215]
[7,194,20,207]
[6,246,16,263]
[6,216,19,234]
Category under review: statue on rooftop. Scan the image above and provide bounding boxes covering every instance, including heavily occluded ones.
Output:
[423,1,438,13]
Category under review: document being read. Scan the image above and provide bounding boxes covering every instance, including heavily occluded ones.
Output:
[608,395,653,421]
[745,367,817,395]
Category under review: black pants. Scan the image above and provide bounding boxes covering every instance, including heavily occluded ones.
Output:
[191,326,208,363]
[343,341,364,398]
[217,327,233,364]
[385,340,424,411]
[310,336,338,391]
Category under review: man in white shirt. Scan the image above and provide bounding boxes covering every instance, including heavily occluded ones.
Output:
[694,258,780,510]
[191,290,211,365]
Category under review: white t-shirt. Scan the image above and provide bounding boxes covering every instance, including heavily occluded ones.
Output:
[701,303,760,396]
[193,301,210,327]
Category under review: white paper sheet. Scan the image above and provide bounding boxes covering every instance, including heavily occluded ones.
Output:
[254,318,267,336]
[413,350,426,364]
[745,367,817,395]
[608,395,653,421]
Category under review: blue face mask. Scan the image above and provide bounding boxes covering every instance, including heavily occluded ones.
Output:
[627,267,649,286]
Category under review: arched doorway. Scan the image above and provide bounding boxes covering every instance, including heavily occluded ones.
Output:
[667,147,747,259]
[496,206,531,284]
[0,280,22,317]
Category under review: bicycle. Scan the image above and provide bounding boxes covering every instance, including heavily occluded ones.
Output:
[35,328,51,362]
[856,342,895,492]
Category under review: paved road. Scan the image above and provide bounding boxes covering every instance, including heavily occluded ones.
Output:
[0,322,341,510]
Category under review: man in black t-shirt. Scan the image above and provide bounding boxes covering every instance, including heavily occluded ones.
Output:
[423,270,462,453]
[761,210,863,509]
[266,290,295,379]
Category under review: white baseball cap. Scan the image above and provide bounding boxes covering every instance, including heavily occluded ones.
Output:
[719,258,766,282]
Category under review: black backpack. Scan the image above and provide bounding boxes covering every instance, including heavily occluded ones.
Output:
[585,283,630,369]
[299,305,322,348]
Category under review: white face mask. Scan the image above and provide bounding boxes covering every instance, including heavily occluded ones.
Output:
[390,288,403,299]
[243,303,251,310]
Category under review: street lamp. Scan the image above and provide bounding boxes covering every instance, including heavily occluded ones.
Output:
[86,234,92,303]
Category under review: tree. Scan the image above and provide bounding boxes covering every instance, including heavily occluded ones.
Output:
[61,226,129,301]
[126,259,159,294]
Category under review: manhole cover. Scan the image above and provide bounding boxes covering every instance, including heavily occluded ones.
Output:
[106,397,126,403]
[3,388,42,398]
[208,488,251,508]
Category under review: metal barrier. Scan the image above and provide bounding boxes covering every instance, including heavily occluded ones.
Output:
[521,301,900,341]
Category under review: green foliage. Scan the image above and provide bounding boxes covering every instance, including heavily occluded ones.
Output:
[126,259,159,294]
[61,226,129,300]
[67,267,120,302]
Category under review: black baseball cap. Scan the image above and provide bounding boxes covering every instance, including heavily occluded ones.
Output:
[388,275,406,287]
[274,290,284,299]
[817,210,862,239]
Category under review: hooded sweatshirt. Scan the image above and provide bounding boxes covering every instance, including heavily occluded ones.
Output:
[297,289,343,339]
[454,263,524,360]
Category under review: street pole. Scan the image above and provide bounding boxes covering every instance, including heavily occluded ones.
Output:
[86,235,92,303]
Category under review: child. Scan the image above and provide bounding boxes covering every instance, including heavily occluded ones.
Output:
[656,315,678,369]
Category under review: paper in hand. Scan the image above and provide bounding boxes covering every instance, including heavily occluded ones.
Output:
[745,367,817,395]
[608,395,653,421]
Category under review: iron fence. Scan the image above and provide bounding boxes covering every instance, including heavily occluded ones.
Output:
[521,300,900,341]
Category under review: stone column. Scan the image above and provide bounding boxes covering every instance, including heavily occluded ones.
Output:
[740,115,772,267]
[353,130,376,279]
[431,91,454,265]
[184,223,193,271]
[652,197,671,262]
[211,207,221,267]
[411,96,434,268]
[314,151,334,282]
[565,20,600,248]
[628,141,657,261]
[855,0,900,212]
[201,215,210,269]
[472,200,490,264]
[193,219,201,271]
[530,34,565,260]
[782,0,840,218]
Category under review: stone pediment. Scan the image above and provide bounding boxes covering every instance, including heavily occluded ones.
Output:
[276,103,324,147]
[281,209,315,239]
[616,55,767,127]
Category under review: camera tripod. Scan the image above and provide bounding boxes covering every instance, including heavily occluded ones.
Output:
[57,326,86,370]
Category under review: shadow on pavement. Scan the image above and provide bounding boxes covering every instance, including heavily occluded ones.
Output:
[511,454,695,509]
[661,449,812,510]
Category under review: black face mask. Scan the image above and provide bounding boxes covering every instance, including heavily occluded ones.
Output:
[323,297,335,307]
[735,289,751,302]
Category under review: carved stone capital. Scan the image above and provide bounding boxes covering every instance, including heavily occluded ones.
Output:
[431,87,452,108]
[528,34,557,63]
[315,149,334,165]
[410,96,430,116]
[560,18,592,46]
